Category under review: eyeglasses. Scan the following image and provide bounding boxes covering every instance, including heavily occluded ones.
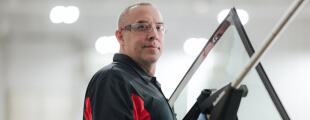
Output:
[120,23,167,35]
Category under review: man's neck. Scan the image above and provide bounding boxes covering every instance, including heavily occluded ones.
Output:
[137,62,156,77]
[119,52,157,76]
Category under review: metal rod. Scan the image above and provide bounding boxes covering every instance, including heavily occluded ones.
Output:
[231,0,305,88]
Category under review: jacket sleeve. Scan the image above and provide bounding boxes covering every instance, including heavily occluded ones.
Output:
[83,69,135,120]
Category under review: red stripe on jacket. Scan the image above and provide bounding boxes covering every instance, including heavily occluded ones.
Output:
[131,93,151,120]
[84,97,92,120]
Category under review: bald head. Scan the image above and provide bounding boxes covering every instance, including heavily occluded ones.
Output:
[117,2,155,28]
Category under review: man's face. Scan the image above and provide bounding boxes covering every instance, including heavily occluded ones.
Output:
[117,5,165,66]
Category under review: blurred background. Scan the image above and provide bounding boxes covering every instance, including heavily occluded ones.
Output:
[0,0,309,120]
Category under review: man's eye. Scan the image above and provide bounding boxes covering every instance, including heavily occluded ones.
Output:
[156,26,163,30]
[136,25,149,30]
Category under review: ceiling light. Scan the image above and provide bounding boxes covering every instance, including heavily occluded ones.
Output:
[50,6,80,24]
[50,6,65,24]
[63,6,79,24]
[95,36,119,54]
[183,38,208,56]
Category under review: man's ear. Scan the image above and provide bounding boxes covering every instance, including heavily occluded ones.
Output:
[115,29,124,46]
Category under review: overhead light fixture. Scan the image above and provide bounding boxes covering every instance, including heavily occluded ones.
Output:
[50,6,80,24]
[217,9,249,25]
[183,38,208,56]
[95,36,119,54]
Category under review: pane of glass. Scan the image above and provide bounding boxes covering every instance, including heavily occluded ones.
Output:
[173,25,282,120]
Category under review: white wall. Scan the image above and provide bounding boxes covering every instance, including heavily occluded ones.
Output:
[0,40,6,120]
[4,38,86,120]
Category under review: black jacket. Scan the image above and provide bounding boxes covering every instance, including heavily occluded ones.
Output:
[83,53,176,120]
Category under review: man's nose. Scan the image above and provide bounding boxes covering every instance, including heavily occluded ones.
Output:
[148,26,159,41]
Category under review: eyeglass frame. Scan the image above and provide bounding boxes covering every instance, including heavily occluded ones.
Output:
[119,23,168,35]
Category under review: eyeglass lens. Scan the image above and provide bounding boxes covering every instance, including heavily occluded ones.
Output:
[132,23,166,34]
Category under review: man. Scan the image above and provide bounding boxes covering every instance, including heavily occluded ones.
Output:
[83,2,177,120]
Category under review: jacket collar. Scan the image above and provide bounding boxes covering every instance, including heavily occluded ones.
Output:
[113,53,153,84]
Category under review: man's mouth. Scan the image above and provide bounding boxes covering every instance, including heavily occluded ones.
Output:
[143,45,158,49]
